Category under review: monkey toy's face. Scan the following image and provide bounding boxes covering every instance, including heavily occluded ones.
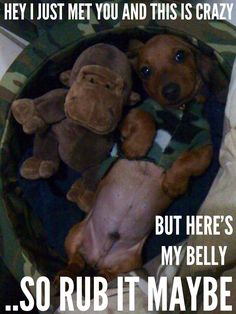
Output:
[65,65,125,135]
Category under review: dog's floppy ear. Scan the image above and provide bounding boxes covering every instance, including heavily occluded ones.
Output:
[193,49,229,101]
[177,37,228,100]
[127,39,144,69]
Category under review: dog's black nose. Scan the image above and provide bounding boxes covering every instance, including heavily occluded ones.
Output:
[162,83,180,101]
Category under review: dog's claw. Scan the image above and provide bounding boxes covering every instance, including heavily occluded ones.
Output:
[161,170,189,199]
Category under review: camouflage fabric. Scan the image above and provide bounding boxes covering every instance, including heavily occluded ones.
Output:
[0,1,235,307]
[134,98,211,170]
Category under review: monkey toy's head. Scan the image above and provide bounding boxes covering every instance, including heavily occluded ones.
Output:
[62,43,137,135]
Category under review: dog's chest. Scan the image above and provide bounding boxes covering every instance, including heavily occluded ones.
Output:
[136,98,211,170]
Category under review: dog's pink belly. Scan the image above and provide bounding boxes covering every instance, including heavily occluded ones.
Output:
[79,159,172,269]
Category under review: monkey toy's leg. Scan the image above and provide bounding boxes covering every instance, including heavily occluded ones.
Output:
[67,165,101,213]
[20,131,60,180]
[13,90,68,180]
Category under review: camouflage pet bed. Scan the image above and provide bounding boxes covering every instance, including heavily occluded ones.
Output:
[0,1,235,306]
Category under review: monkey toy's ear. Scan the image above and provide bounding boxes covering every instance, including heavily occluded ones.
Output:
[128,91,141,106]
[59,70,72,87]
[127,39,144,69]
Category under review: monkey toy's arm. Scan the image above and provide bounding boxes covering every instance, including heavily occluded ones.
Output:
[120,108,157,159]
[11,89,67,134]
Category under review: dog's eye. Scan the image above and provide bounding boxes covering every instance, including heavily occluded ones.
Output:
[175,50,185,63]
[139,66,152,79]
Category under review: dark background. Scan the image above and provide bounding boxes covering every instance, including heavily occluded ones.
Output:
[0,259,38,313]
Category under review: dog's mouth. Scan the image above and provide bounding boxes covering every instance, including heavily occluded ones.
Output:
[161,77,202,109]
[164,95,193,108]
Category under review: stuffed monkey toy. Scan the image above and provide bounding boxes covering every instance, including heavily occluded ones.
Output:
[11,43,151,212]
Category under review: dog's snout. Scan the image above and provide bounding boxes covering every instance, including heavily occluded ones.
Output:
[162,83,180,101]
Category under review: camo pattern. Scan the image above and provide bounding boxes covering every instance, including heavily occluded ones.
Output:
[0,0,235,305]
[138,98,211,169]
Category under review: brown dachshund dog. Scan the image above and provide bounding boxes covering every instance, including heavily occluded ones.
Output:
[130,34,215,198]
[55,35,222,283]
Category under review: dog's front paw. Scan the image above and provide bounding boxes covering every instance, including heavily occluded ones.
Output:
[161,170,189,199]
[120,109,156,159]
[122,138,150,159]
[12,99,46,134]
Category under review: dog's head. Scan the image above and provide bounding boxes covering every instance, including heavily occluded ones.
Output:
[129,35,227,107]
